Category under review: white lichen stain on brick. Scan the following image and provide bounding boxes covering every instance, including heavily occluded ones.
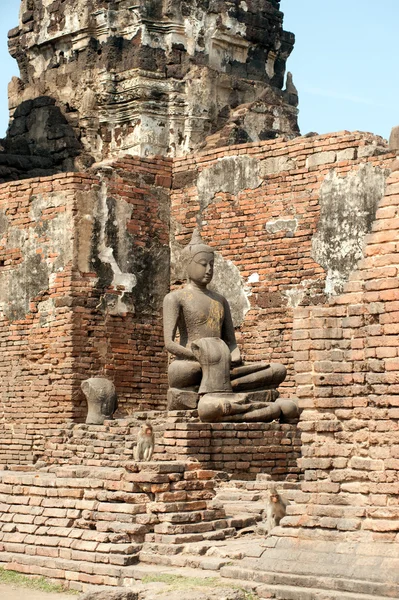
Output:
[306,151,336,168]
[197,155,261,210]
[247,273,259,284]
[209,253,250,327]
[266,217,298,235]
[260,156,296,177]
[0,193,73,321]
[312,163,389,295]
[283,279,318,309]
[96,180,137,316]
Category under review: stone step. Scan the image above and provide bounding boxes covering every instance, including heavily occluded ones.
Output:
[138,550,230,571]
[153,517,230,535]
[255,583,399,600]
[222,501,265,517]
[227,514,259,528]
[141,534,265,561]
[120,562,224,582]
[217,482,302,498]
[145,526,236,545]
[141,541,188,556]
[155,509,226,524]
[221,566,399,599]
[215,490,263,502]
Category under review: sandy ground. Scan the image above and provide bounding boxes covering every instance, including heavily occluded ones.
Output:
[0,584,76,600]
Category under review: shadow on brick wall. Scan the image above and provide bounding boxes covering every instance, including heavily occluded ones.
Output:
[0,96,90,183]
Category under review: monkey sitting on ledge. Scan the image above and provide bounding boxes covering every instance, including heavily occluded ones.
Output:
[134,423,155,461]
[264,487,288,533]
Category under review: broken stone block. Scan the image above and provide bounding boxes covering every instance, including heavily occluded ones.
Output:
[167,388,199,411]
[306,151,336,168]
[389,125,399,151]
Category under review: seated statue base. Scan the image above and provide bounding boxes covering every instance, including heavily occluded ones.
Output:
[167,388,280,412]
[198,393,300,424]
[167,388,199,411]
[167,386,294,417]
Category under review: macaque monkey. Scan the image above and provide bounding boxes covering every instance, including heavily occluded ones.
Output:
[265,488,288,532]
[134,423,155,461]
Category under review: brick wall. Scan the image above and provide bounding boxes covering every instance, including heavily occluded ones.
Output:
[0,174,93,427]
[0,462,226,591]
[171,132,395,395]
[157,420,301,481]
[70,156,171,415]
[0,157,171,465]
[287,167,399,541]
[0,132,396,469]
[36,416,301,481]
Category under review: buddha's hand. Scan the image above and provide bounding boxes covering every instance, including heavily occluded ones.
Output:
[230,346,242,366]
[173,344,196,360]
[222,401,232,415]
[266,389,280,402]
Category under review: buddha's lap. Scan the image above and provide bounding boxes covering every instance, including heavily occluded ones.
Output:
[168,358,286,389]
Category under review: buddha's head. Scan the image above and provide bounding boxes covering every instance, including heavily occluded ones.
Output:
[183,229,214,287]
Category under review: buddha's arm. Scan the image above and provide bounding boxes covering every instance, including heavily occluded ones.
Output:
[222,297,242,365]
[163,293,195,360]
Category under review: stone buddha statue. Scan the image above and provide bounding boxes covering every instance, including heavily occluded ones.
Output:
[163,230,299,423]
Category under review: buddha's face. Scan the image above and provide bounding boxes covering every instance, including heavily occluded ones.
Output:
[187,251,214,287]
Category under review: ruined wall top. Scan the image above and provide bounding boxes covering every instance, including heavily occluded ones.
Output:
[3,0,298,173]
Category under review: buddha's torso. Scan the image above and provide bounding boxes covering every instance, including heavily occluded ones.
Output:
[175,285,225,346]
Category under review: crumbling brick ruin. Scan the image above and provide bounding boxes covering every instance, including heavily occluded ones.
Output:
[0,1,398,598]
[2,0,298,182]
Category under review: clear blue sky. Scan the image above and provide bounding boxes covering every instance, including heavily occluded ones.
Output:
[0,0,398,140]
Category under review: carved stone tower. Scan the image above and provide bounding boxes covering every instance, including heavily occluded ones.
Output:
[6,0,298,166]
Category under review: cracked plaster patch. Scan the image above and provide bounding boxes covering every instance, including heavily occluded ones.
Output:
[197,155,261,211]
[248,272,259,284]
[0,194,73,321]
[266,217,298,235]
[312,163,389,296]
[283,280,319,309]
[260,156,296,177]
[96,180,137,316]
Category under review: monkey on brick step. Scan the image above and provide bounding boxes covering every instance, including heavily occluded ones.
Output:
[134,423,155,461]
[265,487,288,532]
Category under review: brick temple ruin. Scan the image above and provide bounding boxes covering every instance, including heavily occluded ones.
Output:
[0,1,398,598]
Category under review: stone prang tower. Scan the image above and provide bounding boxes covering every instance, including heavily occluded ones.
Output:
[6,0,298,169]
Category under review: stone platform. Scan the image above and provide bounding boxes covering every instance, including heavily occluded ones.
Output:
[34,411,301,481]
[1,464,398,598]
[222,533,399,599]
[0,462,239,590]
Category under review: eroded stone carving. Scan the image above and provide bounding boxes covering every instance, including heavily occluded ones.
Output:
[5,0,299,168]
[81,377,118,425]
[163,230,299,422]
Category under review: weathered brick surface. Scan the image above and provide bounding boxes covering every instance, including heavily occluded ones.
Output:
[289,169,399,541]
[155,419,301,480]
[171,131,394,395]
[0,157,171,464]
[0,132,396,468]
[0,174,94,464]
[70,156,171,414]
[0,463,231,588]
[32,414,301,481]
